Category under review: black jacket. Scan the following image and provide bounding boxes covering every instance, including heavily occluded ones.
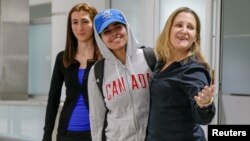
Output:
[146,57,215,141]
[42,51,96,141]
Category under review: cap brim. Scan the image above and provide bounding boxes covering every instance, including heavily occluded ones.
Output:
[98,19,126,34]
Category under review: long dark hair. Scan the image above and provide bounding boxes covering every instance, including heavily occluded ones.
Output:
[63,3,99,67]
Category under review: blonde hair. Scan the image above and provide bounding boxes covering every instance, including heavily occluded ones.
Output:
[155,7,210,70]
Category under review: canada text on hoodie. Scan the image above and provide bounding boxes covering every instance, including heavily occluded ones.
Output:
[88,9,152,141]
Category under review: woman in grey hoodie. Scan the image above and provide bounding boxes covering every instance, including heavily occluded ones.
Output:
[88,9,150,141]
[87,9,214,141]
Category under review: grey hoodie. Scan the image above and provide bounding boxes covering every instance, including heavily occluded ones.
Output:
[88,12,152,141]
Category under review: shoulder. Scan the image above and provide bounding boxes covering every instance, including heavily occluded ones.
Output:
[54,51,65,69]
[54,51,64,63]
[56,51,64,58]
[180,58,211,83]
[182,57,207,70]
[183,59,209,73]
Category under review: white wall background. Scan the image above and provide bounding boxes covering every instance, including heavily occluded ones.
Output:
[111,0,155,47]
[29,0,51,6]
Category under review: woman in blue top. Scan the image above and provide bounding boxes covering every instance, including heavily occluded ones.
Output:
[146,7,215,141]
[42,3,101,141]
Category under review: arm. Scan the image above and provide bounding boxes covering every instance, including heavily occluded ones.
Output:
[180,67,215,125]
[42,52,64,141]
[88,66,108,141]
[194,85,215,108]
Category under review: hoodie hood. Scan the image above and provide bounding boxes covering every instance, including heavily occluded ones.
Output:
[89,9,151,141]
[93,9,140,63]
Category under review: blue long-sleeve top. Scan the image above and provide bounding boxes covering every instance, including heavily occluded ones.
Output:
[67,68,90,131]
[42,51,96,141]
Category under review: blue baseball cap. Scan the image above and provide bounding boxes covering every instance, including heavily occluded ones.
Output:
[94,9,126,34]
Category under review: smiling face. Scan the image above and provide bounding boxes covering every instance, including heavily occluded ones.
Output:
[100,22,128,52]
[170,12,197,55]
[71,10,94,42]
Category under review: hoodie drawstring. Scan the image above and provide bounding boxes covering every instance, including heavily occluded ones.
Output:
[127,55,143,88]
[115,59,126,92]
